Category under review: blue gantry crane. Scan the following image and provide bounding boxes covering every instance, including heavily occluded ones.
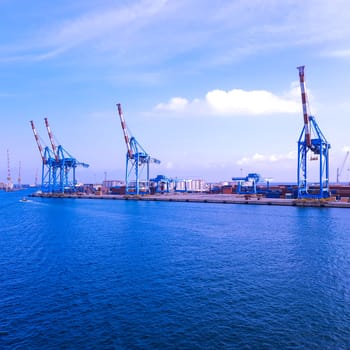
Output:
[30,120,59,192]
[30,118,89,193]
[150,174,173,193]
[117,103,160,195]
[296,65,330,199]
[232,173,261,194]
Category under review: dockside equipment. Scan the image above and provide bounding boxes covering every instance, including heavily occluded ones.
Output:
[232,173,260,194]
[296,65,330,199]
[117,103,160,195]
[30,118,89,193]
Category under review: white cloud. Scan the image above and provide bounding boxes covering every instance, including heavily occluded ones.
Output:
[155,97,189,111]
[154,84,300,116]
[323,48,350,58]
[236,151,297,165]
[165,161,174,169]
[206,88,299,115]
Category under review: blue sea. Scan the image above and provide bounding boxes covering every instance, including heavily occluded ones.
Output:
[0,189,349,349]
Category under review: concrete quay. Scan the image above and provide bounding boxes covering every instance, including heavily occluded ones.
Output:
[30,192,350,208]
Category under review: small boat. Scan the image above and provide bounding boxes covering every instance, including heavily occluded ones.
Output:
[20,197,28,202]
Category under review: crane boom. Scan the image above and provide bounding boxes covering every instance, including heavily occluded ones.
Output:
[297,65,312,148]
[117,103,133,159]
[44,117,60,162]
[30,120,46,163]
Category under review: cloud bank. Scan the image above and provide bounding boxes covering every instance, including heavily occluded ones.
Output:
[154,85,300,116]
[206,88,299,115]
[323,48,350,58]
[236,151,297,165]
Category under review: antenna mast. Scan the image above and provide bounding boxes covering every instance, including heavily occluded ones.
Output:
[18,161,22,188]
[6,149,13,191]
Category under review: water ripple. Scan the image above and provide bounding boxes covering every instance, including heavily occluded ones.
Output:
[0,194,349,349]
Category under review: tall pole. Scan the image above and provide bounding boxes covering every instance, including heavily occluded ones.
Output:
[18,161,21,188]
[6,149,12,191]
[35,168,38,187]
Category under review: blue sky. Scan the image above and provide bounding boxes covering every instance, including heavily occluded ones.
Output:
[1,0,350,185]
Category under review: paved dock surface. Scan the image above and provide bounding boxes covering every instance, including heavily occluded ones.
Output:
[30,192,350,208]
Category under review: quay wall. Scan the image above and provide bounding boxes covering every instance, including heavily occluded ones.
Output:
[29,192,350,208]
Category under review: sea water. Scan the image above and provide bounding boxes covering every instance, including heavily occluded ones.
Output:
[0,190,349,349]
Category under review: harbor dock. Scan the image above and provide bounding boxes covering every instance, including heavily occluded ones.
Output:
[30,192,350,208]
